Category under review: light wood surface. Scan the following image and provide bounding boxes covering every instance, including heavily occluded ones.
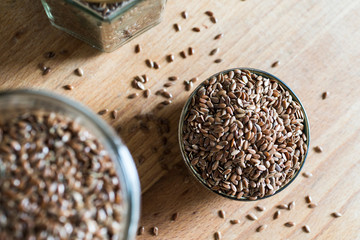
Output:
[1,0,360,239]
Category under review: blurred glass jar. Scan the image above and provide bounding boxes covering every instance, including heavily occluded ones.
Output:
[0,89,140,240]
[41,0,167,52]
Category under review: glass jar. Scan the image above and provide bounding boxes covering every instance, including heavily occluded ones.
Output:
[41,0,167,52]
[0,89,140,239]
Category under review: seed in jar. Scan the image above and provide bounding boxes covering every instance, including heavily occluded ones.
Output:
[138,226,145,235]
[273,210,281,220]
[288,201,295,210]
[218,210,226,219]
[230,219,240,224]
[74,67,84,76]
[174,23,181,32]
[192,27,201,32]
[181,11,188,19]
[246,213,258,221]
[205,11,214,17]
[63,84,74,90]
[308,203,318,208]
[180,51,187,58]
[214,33,224,40]
[285,222,296,227]
[277,204,288,209]
[111,110,118,119]
[152,227,159,236]
[188,47,195,55]
[332,212,342,218]
[135,44,141,53]
[167,54,175,63]
[214,231,222,240]
[271,61,279,68]
[314,146,323,153]
[210,48,219,56]
[214,59,222,63]
[322,91,329,99]
[305,195,312,203]
[255,206,266,212]
[302,225,311,233]
[210,16,218,24]
[256,224,267,232]
[172,212,179,221]
[98,108,109,115]
[44,51,55,59]
[302,171,313,178]
[169,76,179,81]
[154,61,160,69]
[128,93,139,99]
[145,59,154,68]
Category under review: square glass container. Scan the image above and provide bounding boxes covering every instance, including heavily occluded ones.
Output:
[41,0,166,52]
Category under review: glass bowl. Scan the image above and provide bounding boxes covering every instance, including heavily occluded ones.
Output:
[0,89,140,239]
[178,68,310,201]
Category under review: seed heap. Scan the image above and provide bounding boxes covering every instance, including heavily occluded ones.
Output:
[0,111,124,239]
[182,69,308,200]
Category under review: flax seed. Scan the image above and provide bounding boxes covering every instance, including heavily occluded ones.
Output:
[218,210,226,219]
[128,93,139,99]
[138,226,145,235]
[273,210,280,220]
[145,59,154,68]
[135,44,141,53]
[255,206,266,212]
[161,100,172,105]
[74,67,84,76]
[167,54,175,62]
[214,231,222,240]
[284,222,295,227]
[152,227,159,236]
[154,61,160,69]
[210,48,219,56]
[277,204,288,209]
[305,195,312,203]
[322,91,329,100]
[302,171,313,178]
[42,67,51,75]
[271,61,279,68]
[111,110,118,119]
[181,11,188,19]
[161,91,173,99]
[210,16,218,24]
[214,59,222,63]
[214,33,223,40]
[63,84,74,90]
[180,51,186,58]
[247,213,257,221]
[256,224,267,232]
[205,11,214,17]
[44,51,55,59]
[192,27,200,32]
[98,109,109,115]
[164,82,173,88]
[288,201,295,210]
[135,81,145,90]
[188,47,195,55]
[302,225,311,233]
[332,212,342,218]
[190,77,198,83]
[169,76,179,81]
[172,212,179,221]
[230,219,240,224]
[314,146,323,153]
[174,23,181,32]
[308,203,318,208]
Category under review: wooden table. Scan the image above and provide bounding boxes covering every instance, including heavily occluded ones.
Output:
[1,0,360,239]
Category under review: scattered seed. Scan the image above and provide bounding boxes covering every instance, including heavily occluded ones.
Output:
[174,23,181,32]
[161,100,172,105]
[185,81,193,91]
[214,231,222,240]
[138,226,145,235]
[152,227,159,236]
[135,81,145,90]
[305,195,312,204]
[161,91,173,99]
[181,11,188,19]
[284,222,295,227]
[74,67,84,76]
[171,212,179,221]
[168,76,179,81]
[210,16,218,24]
[277,204,288,210]
[142,74,149,83]
[288,201,295,210]
[214,59,222,63]
[164,82,173,88]
[111,110,118,119]
[302,172,313,178]
[314,146,323,153]
[192,27,200,32]
[136,75,146,83]
[230,219,240,224]
[273,210,280,220]
[332,212,342,218]
[210,48,219,56]
[214,33,223,40]
[271,61,279,68]
[308,203,318,208]
[63,84,74,90]
[167,54,175,63]
[302,225,311,233]
[218,210,226,219]
[322,91,329,100]
[255,206,266,212]
[42,67,51,75]
[154,61,160,69]
[128,93,139,99]
[97,109,109,115]
[180,51,186,59]
[247,213,258,221]
[256,224,267,232]
[188,47,195,55]
[145,59,154,68]
[44,51,55,59]
[205,11,214,17]
[135,44,141,53]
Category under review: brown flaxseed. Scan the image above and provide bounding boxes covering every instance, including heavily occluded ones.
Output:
[308,203,318,208]
[192,27,201,32]
[273,210,281,220]
[172,212,179,221]
[288,201,295,210]
[256,224,267,232]
[205,11,214,17]
[44,51,55,59]
[302,225,311,233]
[322,91,329,100]
[210,16,218,24]
[181,11,188,19]
[305,195,312,203]
[247,213,258,221]
[152,227,159,236]
[169,76,179,81]
[164,82,173,88]
[167,54,175,63]
[230,219,240,224]
[255,206,266,212]
[180,51,187,59]
[145,59,154,68]
[277,204,288,210]
[42,67,51,75]
[63,84,74,90]
[111,110,118,119]
[188,47,195,55]
[332,212,342,218]
[218,210,226,219]
[302,171,313,178]
[138,226,145,235]
[174,23,181,32]
[214,33,223,40]
[190,77,198,83]
[74,67,84,76]
[214,231,222,240]
[154,61,160,69]
[98,109,109,115]
[284,222,295,227]
[214,59,222,63]
[128,93,139,99]
[210,48,219,56]
[314,146,323,153]
[135,44,141,53]
[161,91,173,99]
[271,61,279,68]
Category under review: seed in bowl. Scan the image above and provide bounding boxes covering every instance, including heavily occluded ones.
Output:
[181,69,308,200]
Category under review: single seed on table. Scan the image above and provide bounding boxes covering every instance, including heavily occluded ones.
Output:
[181,11,188,19]
[111,110,118,119]
[192,27,200,32]
[190,77,198,83]
[256,224,267,232]
[308,203,318,208]
[314,146,323,153]
[135,44,141,53]
[209,48,219,56]
[214,33,223,40]
[302,171,313,178]
[137,226,145,235]
[255,206,266,212]
[322,91,329,99]
[97,109,109,115]
[188,47,194,55]
[214,231,222,240]
[218,210,225,219]
[63,84,74,90]
[168,76,179,81]
[74,67,84,76]
[271,61,279,68]
[174,23,181,32]
[171,212,179,221]
[230,219,240,224]
[214,59,222,63]
[332,212,342,218]
[210,16,218,24]
[161,100,172,105]
[277,204,288,209]
[247,213,258,221]
[284,222,296,227]
[128,93,139,99]
[153,61,160,69]
[164,82,173,88]
[288,201,295,210]
[161,91,173,99]
[145,59,154,68]
[167,54,175,62]
[273,210,281,220]
[180,51,186,58]
[152,227,159,236]
[205,11,214,17]
[305,195,312,203]
[302,225,311,233]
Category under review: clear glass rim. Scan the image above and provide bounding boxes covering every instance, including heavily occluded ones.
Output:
[178,68,311,202]
[0,89,141,239]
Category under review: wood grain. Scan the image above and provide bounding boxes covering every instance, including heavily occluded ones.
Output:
[0,0,360,239]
